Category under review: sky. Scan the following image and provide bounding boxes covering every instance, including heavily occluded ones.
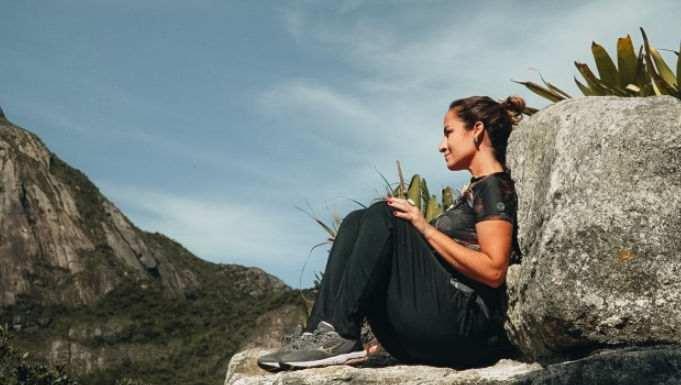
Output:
[1,0,679,288]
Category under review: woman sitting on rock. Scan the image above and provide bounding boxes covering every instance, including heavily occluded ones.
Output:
[258,95,525,370]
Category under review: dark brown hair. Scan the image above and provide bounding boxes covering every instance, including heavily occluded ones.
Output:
[449,95,525,166]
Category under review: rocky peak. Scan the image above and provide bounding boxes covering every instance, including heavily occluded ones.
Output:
[0,115,195,307]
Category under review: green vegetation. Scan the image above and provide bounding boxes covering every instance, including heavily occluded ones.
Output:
[1,324,74,384]
[389,161,462,222]
[2,232,306,385]
[514,28,680,114]
[306,162,464,243]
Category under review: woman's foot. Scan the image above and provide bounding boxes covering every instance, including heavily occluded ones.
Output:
[257,325,314,371]
[366,343,384,353]
[278,321,367,369]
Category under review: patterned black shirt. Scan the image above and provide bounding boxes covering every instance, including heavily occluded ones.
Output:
[431,171,517,251]
[429,171,519,310]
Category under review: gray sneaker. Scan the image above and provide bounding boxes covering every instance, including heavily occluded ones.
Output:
[257,325,314,371]
[278,321,366,369]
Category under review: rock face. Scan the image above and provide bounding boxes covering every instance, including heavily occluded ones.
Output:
[0,114,196,306]
[224,345,681,385]
[224,348,542,385]
[505,96,681,359]
[237,304,302,351]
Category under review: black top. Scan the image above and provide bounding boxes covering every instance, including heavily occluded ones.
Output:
[429,171,519,312]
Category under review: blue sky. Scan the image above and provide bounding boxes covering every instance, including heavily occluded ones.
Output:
[1,0,679,288]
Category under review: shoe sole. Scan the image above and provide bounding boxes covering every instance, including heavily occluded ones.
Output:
[280,350,368,369]
[257,362,278,369]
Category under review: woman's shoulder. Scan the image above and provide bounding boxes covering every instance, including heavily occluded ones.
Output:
[470,172,516,194]
[470,172,518,221]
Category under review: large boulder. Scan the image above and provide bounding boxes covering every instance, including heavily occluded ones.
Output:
[506,96,681,359]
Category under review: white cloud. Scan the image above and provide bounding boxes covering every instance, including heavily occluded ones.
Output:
[97,180,341,285]
[259,79,381,130]
[101,183,298,260]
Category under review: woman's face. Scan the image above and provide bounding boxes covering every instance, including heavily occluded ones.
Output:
[439,109,476,171]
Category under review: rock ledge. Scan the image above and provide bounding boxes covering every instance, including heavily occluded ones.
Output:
[225,345,681,384]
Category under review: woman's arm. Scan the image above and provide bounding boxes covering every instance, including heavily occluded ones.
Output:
[388,197,512,288]
[424,220,512,287]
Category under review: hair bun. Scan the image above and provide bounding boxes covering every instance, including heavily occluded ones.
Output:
[501,96,526,126]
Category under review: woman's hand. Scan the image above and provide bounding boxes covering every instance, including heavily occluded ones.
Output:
[387,196,511,288]
[387,197,433,239]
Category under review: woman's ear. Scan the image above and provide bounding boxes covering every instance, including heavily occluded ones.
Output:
[473,121,485,139]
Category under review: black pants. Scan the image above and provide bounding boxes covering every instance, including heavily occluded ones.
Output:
[306,202,492,368]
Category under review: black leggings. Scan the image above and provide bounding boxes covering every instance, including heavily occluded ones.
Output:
[306,201,492,368]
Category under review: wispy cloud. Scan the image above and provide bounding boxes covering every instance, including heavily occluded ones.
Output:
[98,181,330,283]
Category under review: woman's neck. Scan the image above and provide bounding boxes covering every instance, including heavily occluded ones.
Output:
[468,153,504,179]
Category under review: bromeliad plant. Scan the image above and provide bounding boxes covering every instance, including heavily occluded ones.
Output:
[514,28,680,114]
[389,161,461,223]
[301,161,463,244]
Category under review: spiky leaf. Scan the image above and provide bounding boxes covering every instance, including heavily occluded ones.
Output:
[425,195,440,222]
[641,28,677,96]
[617,34,638,89]
[532,67,573,98]
[677,42,681,92]
[650,47,678,88]
[546,81,573,99]
[511,79,566,102]
[651,47,678,88]
[407,174,421,210]
[575,62,628,96]
[442,187,454,209]
[575,77,596,96]
[420,178,430,206]
[635,45,651,93]
[592,41,619,87]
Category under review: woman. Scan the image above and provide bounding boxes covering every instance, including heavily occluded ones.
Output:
[258,95,525,370]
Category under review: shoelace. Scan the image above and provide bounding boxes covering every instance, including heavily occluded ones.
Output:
[281,333,297,345]
[310,329,337,344]
[280,330,312,349]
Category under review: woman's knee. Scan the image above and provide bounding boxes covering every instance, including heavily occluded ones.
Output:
[341,202,391,227]
[343,208,367,223]
[368,200,393,215]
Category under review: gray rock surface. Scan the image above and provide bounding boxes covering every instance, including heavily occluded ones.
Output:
[519,345,681,385]
[225,345,681,384]
[506,96,681,359]
[237,304,302,351]
[224,348,542,385]
[222,264,290,297]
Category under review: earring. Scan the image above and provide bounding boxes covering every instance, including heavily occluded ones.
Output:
[473,137,479,144]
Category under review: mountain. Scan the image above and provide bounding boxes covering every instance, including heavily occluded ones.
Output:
[0,111,305,384]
